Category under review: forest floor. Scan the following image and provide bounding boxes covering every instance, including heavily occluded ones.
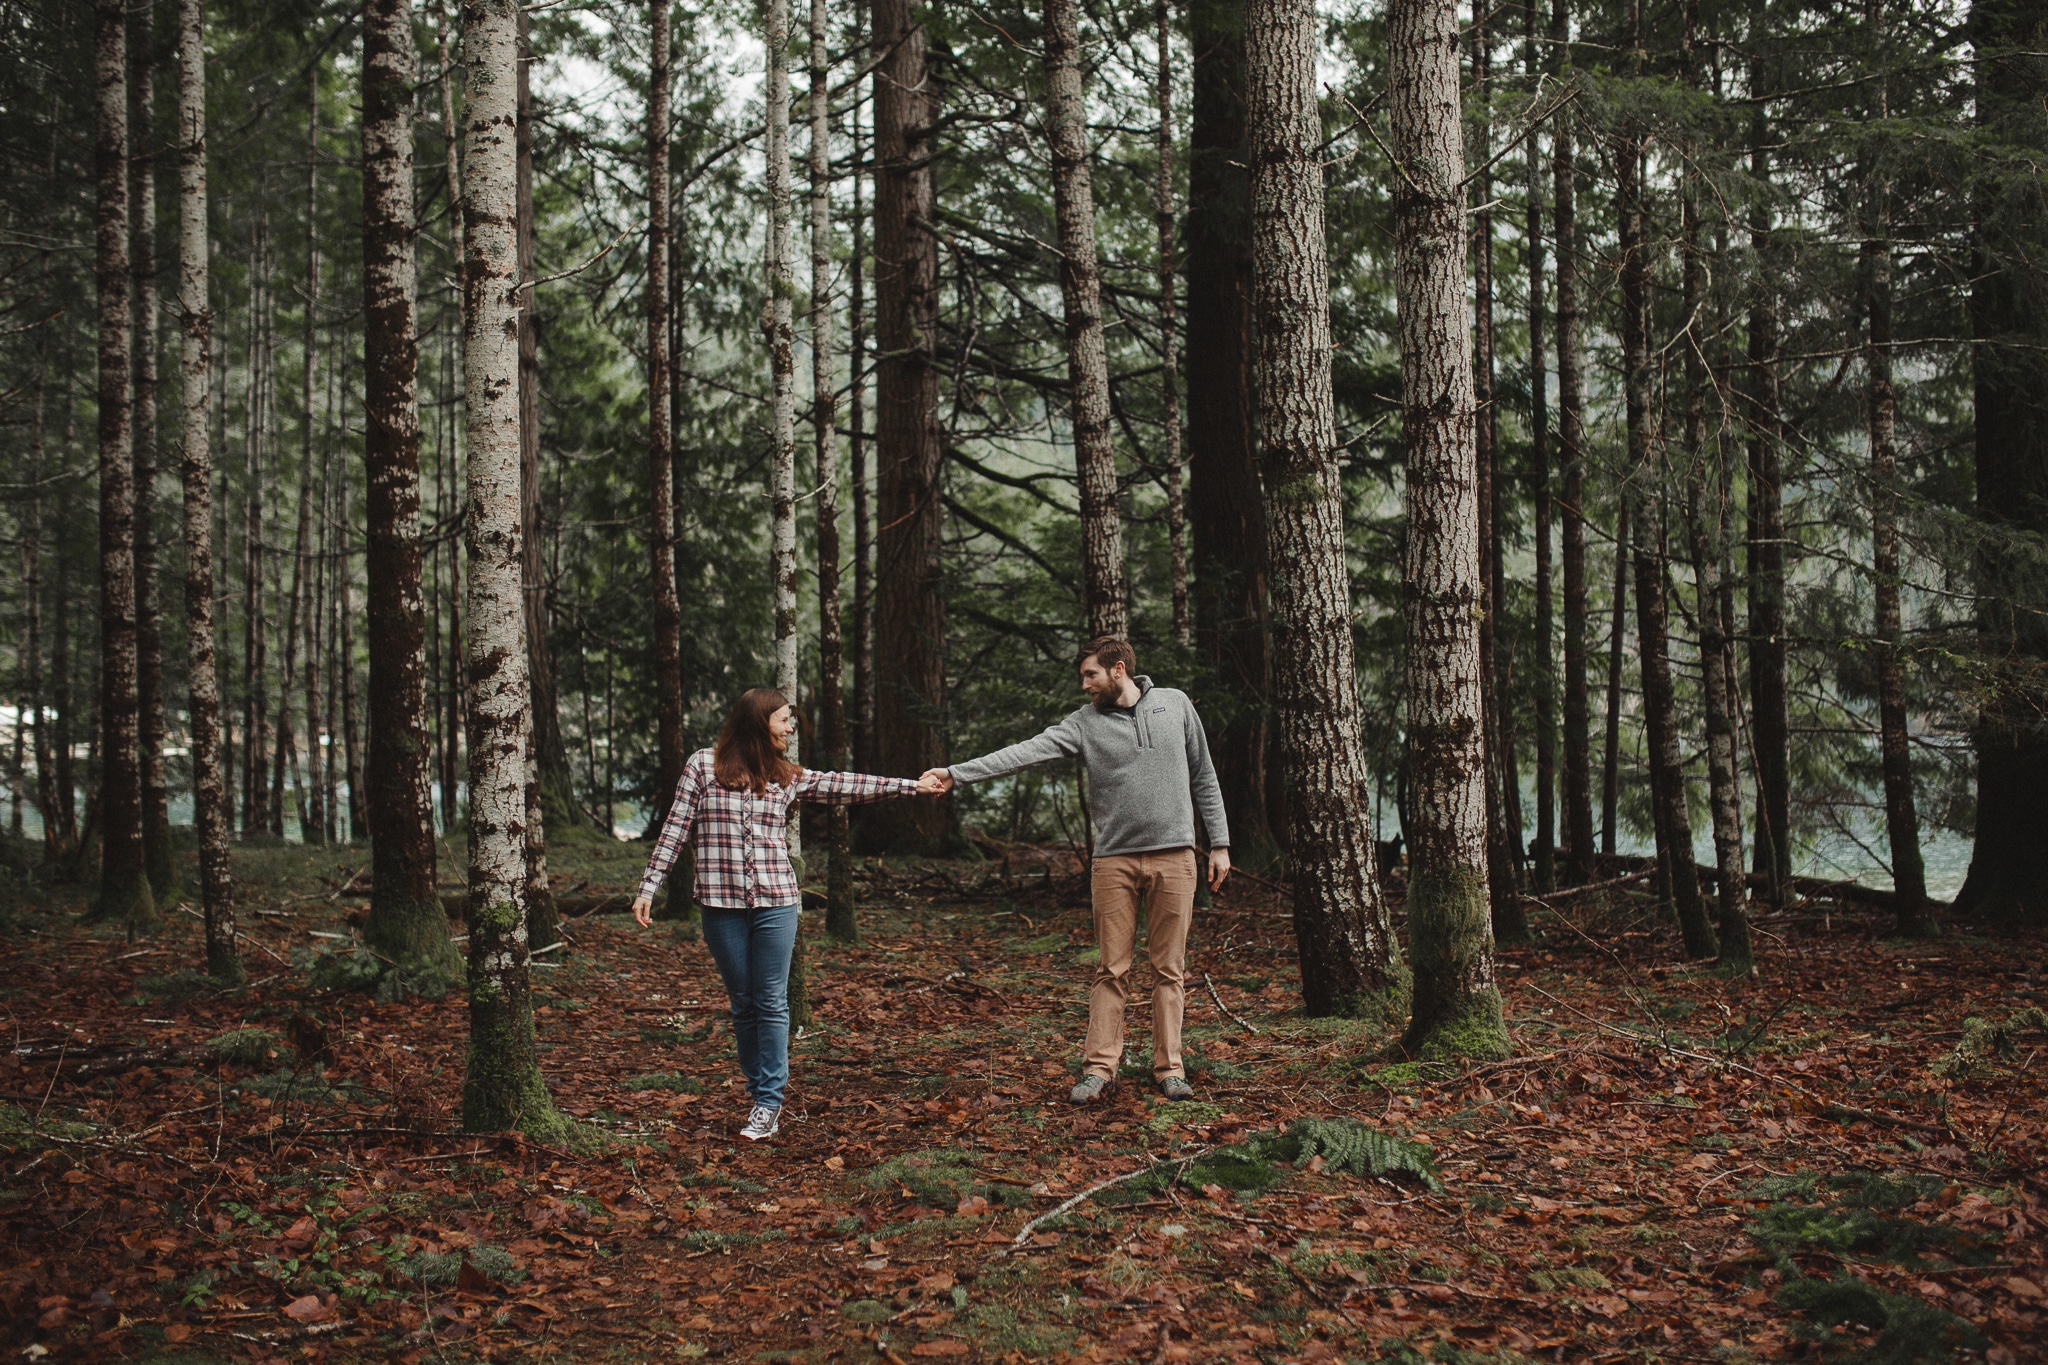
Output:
[1,832,2044,1365]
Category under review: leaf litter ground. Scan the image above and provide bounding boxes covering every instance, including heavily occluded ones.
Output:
[1,838,2043,1364]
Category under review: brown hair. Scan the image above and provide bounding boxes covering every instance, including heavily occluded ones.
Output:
[713,687,802,794]
[1075,637,1137,678]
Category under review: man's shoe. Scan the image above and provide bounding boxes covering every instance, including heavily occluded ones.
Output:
[1158,1075,1195,1102]
[740,1105,781,1141]
[1069,1074,1116,1106]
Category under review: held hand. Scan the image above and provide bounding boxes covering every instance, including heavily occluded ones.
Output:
[1207,848,1232,893]
[631,895,653,927]
[918,767,955,796]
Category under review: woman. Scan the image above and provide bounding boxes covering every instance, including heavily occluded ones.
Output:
[631,687,940,1141]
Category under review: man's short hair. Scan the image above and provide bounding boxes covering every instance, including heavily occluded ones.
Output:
[1076,636,1137,677]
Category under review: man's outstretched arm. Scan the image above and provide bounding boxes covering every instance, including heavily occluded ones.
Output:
[1184,704,1233,890]
[924,717,1081,793]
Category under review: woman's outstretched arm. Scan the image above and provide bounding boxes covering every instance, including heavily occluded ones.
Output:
[793,769,930,805]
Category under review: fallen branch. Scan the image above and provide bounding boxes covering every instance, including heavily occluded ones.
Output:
[1008,1148,1211,1248]
[1204,973,1262,1036]
[1820,1103,1952,1139]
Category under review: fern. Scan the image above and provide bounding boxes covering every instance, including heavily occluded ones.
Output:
[1269,1116,1444,1192]
[1777,1275,1984,1364]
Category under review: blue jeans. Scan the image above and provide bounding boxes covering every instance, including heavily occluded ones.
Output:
[699,902,799,1111]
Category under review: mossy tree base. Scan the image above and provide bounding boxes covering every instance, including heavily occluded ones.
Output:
[1397,987,1511,1063]
[1401,865,1511,1062]
[89,870,160,935]
[363,894,463,999]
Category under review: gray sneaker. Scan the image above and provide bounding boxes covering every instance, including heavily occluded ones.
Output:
[1158,1075,1195,1102]
[740,1105,781,1141]
[1069,1074,1116,1106]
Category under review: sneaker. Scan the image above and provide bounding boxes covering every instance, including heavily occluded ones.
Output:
[1158,1074,1195,1102]
[1069,1074,1116,1106]
[740,1105,781,1141]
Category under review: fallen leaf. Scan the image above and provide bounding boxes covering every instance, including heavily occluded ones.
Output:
[2004,1277,2043,1301]
[955,1195,990,1216]
[824,1155,845,1171]
[912,1342,970,1357]
[283,1294,333,1323]
[163,1324,191,1343]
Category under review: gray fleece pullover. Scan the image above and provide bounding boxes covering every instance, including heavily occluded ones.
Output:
[947,677,1230,855]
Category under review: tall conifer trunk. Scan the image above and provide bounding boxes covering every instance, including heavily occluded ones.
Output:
[1524,0,1553,893]
[1551,0,1592,882]
[1247,0,1405,1016]
[459,0,567,1140]
[94,0,157,930]
[1470,11,1526,941]
[363,0,457,985]
[1391,0,1505,1058]
[646,1,687,842]
[813,0,856,942]
[1187,0,1278,860]
[1745,55,1791,903]
[1046,0,1128,639]
[1600,499,1626,857]
[871,0,950,849]
[131,1,174,897]
[1952,0,2048,923]
[1616,112,1716,959]
[849,94,875,777]
[1157,0,1188,646]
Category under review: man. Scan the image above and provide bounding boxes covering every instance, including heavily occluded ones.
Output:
[925,638,1230,1103]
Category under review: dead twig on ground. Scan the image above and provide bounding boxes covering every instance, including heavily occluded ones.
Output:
[1204,973,1261,1036]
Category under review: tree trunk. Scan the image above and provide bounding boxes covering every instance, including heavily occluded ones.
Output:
[53,559,77,850]
[1525,0,1553,894]
[1551,0,1592,882]
[1952,0,2048,923]
[1470,11,1526,943]
[519,10,577,844]
[870,0,950,851]
[1390,0,1505,1059]
[1046,0,1129,640]
[130,2,174,899]
[94,0,156,930]
[1745,90,1790,904]
[1680,155,1751,970]
[337,469,363,842]
[515,8,560,955]
[26,345,54,862]
[1863,94,1933,938]
[459,0,567,1142]
[241,222,269,836]
[1187,0,1279,863]
[1616,123,1716,960]
[646,0,687,845]
[1246,0,1405,1017]
[1156,0,1189,647]
[813,0,856,944]
[363,0,458,987]
[849,98,875,776]
[1600,497,1625,857]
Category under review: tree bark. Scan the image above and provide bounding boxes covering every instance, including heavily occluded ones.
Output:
[1157,0,1189,648]
[813,0,856,943]
[1236,0,1400,1015]
[1551,0,1592,882]
[515,8,560,955]
[94,0,157,930]
[1681,161,1751,970]
[459,0,567,1141]
[1744,84,1790,904]
[1600,496,1625,857]
[1390,0,1505,1058]
[1046,0,1129,640]
[849,95,875,777]
[1187,0,1279,862]
[1246,0,1405,1017]
[1616,124,1715,960]
[131,0,174,898]
[241,222,270,836]
[646,1,687,845]
[1524,0,1553,894]
[1952,0,2048,923]
[26,345,54,862]
[1863,107,1933,938]
[1470,11,1526,942]
[337,469,364,842]
[870,0,951,851]
[519,9,576,845]
[363,0,458,986]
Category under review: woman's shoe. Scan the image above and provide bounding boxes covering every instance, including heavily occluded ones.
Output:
[740,1105,781,1141]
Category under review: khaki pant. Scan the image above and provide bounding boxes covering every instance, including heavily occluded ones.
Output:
[1084,848,1197,1082]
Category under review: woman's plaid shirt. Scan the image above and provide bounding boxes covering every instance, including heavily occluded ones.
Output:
[637,748,919,909]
